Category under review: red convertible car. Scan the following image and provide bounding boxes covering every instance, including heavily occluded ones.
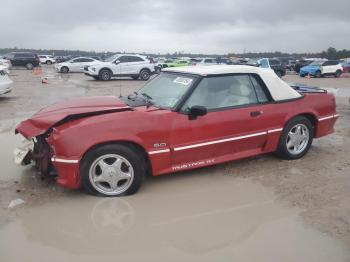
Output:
[14,65,338,196]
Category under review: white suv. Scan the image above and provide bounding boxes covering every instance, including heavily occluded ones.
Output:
[85,54,155,81]
[39,55,56,65]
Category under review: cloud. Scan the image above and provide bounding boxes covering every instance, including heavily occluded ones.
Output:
[1,0,349,53]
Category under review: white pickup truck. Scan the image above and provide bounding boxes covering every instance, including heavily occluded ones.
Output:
[84,54,155,81]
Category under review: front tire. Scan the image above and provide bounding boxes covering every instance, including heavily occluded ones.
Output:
[276,116,313,160]
[46,60,52,65]
[315,70,322,78]
[99,69,112,81]
[60,66,69,73]
[80,144,145,197]
[139,69,151,81]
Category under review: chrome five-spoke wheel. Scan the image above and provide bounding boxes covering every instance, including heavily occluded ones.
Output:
[89,154,134,196]
[286,124,309,155]
[276,116,313,160]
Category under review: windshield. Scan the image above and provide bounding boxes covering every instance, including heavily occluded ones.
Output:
[137,73,197,109]
[309,61,324,66]
[104,54,119,62]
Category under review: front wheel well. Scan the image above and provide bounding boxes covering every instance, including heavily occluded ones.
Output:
[81,141,152,175]
[98,67,112,74]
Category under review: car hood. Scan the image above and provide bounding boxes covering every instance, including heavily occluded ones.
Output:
[16,96,132,138]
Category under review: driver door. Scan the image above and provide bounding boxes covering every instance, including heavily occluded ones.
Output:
[169,74,272,169]
[111,56,130,75]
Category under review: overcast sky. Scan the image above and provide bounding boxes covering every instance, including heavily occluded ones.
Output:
[1,0,349,54]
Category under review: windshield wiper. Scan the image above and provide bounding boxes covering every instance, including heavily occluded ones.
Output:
[141,93,154,105]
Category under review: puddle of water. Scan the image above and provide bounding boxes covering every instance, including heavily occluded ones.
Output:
[0,174,348,262]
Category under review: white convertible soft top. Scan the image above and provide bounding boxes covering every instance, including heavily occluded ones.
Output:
[163,65,302,101]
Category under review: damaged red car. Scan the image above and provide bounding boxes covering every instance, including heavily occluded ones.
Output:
[14,65,338,196]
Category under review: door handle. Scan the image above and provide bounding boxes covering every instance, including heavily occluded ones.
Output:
[250,111,262,117]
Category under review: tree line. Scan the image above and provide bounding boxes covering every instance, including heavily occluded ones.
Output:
[0,47,349,60]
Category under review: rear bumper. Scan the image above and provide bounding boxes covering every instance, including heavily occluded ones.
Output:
[315,113,339,138]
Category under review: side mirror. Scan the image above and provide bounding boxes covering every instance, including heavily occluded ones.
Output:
[188,105,207,120]
[114,60,120,64]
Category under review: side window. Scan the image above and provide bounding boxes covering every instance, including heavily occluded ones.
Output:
[117,56,130,63]
[204,59,214,63]
[322,61,331,66]
[182,75,259,111]
[72,58,83,63]
[80,58,93,62]
[249,75,269,103]
[129,56,144,62]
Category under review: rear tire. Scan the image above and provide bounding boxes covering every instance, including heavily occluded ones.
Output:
[315,70,322,78]
[139,69,151,81]
[80,144,145,197]
[334,70,342,78]
[26,63,34,70]
[99,69,112,81]
[276,116,313,160]
[46,60,52,65]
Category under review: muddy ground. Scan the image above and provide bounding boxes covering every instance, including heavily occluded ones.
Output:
[0,66,349,261]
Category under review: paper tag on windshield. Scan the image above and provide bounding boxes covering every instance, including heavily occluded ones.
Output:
[173,77,193,86]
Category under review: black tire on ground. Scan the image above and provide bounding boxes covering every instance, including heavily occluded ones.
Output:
[80,144,145,197]
[26,63,34,70]
[60,66,69,73]
[334,70,342,78]
[139,69,151,81]
[93,76,99,80]
[315,70,322,78]
[46,60,52,65]
[275,116,314,160]
[99,69,112,81]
